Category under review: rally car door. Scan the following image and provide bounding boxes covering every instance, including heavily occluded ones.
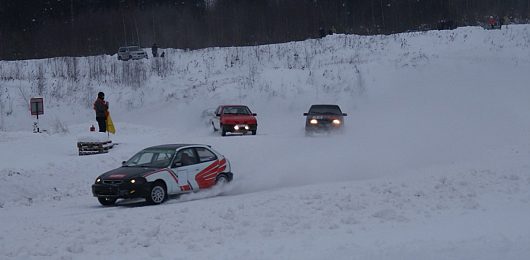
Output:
[171,148,199,193]
[191,147,220,190]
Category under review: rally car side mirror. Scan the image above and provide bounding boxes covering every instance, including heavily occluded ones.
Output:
[121,161,126,166]
[343,113,348,116]
[303,113,308,116]
[252,113,257,116]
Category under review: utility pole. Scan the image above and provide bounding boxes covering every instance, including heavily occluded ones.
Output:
[70,0,75,54]
[134,17,140,46]
[152,12,157,43]
[380,0,386,29]
[122,15,128,46]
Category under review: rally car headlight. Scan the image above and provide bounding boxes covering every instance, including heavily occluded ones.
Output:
[332,119,341,125]
[310,119,318,124]
[234,125,239,130]
[95,178,101,184]
[129,178,146,184]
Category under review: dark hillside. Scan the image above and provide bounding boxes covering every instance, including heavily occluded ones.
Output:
[1,0,529,60]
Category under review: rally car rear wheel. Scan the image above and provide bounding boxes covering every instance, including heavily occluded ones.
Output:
[146,182,167,205]
[98,197,117,206]
[216,174,229,186]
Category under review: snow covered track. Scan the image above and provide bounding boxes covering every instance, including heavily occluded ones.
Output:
[1,25,530,259]
[1,160,529,259]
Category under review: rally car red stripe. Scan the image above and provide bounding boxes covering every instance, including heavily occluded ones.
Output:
[195,160,220,188]
[197,161,218,175]
[197,166,219,178]
[195,160,221,179]
[194,158,228,189]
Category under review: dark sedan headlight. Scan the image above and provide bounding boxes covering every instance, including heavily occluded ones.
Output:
[95,178,101,184]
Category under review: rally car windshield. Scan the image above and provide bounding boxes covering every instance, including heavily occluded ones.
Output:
[124,149,175,168]
[223,106,251,115]
[308,105,342,115]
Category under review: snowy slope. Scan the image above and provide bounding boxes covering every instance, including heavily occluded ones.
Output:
[1,25,530,259]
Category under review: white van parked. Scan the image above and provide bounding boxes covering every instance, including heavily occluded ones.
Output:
[117,46,148,61]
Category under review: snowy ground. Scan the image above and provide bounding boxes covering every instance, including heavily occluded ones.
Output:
[1,25,530,259]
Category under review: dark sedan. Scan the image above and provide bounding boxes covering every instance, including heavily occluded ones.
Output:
[303,104,347,135]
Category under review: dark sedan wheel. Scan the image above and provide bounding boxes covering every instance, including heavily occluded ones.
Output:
[146,182,167,205]
[98,197,117,206]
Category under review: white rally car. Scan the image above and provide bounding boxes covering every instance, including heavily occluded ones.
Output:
[92,144,233,206]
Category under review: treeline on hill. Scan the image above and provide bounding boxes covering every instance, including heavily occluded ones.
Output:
[1,0,529,60]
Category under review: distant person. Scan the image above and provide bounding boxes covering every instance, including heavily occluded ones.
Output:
[160,51,165,58]
[503,16,510,27]
[446,19,455,30]
[328,26,336,35]
[93,92,108,132]
[319,26,326,38]
[152,43,158,57]
[488,16,496,29]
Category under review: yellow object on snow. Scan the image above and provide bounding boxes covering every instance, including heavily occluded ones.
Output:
[106,112,116,134]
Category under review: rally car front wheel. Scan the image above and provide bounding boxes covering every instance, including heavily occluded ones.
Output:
[98,197,117,206]
[146,182,167,205]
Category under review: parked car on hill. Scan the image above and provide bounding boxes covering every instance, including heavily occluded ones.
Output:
[117,46,148,61]
[303,104,347,135]
[211,105,258,136]
[92,144,233,206]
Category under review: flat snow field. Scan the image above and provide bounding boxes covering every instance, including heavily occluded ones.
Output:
[1,25,530,259]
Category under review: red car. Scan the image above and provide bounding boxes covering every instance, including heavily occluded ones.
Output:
[211,105,258,136]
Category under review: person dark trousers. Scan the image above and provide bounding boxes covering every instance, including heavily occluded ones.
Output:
[152,43,158,57]
[93,92,109,132]
[96,116,106,132]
